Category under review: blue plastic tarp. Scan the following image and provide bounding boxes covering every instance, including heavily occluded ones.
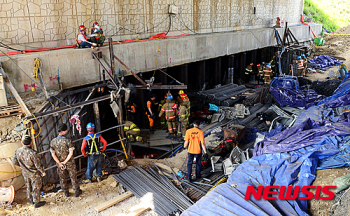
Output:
[293,106,339,126]
[254,119,350,156]
[319,73,350,107]
[270,76,299,91]
[182,119,350,216]
[270,86,326,109]
[308,55,342,69]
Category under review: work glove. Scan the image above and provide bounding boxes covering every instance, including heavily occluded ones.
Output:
[203,153,209,161]
[92,43,97,47]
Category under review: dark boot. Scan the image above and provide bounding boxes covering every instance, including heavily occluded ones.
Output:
[29,199,34,205]
[75,189,82,197]
[34,201,46,208]
[64,191,69,197]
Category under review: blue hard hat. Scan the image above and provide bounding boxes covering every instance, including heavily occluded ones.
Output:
[267,63,271,66]
[167,95,173,100]
[301,54,305,57]
[297,56,301,59]
[86,122,95,130]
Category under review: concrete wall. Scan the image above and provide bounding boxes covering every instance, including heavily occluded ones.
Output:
[0,0,304,48]
[0,24,321,93]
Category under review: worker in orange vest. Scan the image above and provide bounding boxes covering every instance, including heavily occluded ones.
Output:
[126,103,136,122]
[146,94,158,132]
[76,25,97,48]
[184,120,208,182]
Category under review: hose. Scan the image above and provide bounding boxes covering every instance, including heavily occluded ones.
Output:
[105,148,135,159]
[33,58,42,83]
[300,15,316,38]
[273,27,285,76]
[168,145,183,158]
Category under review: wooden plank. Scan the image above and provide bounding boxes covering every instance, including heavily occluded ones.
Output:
[93,102,101,132]
[95,191,133,212]
[154,162,179,173]
[127,206,151,216]
[0,63,31,116]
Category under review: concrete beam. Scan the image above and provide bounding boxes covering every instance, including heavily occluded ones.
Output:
[0,25,322,93]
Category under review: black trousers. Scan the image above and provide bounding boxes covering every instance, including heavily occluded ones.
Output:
[187,153,202,179]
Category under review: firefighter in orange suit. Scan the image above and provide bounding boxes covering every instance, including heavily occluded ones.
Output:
[159,94,177,139]
[146,94,158,132]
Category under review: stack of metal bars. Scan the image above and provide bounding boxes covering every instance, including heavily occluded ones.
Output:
[113,165,193,216]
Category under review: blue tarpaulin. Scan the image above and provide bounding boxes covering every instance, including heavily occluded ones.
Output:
[293,106,339,126]
[270,86,326,109]
[308,55,342,69]
[319,73,350,107]
[270,76,299,91]
[182,119,350,216]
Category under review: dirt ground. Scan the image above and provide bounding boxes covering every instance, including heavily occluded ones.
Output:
[0,175,157,216]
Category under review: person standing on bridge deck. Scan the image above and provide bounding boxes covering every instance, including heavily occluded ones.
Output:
[146,94,158,133]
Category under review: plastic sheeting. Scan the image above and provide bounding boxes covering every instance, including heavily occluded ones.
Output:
[318,73,350,107]
[270,76,299,91]
[270,86,326,108]
[254,118,350,156]
[308,55,342,69]
[293,106,339,126]
[182,119,350,216]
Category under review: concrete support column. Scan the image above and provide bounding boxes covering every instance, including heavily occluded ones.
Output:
[240,52,246,81]
[179,64,188,93]
[228,55,234,84]
[198,61,205,90]
[213,58,221,86]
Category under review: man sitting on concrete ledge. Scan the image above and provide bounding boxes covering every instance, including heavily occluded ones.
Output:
[89,22,106,47]
[76,25,97,49]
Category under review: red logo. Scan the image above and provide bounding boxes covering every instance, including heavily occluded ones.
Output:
[244,186,336,200]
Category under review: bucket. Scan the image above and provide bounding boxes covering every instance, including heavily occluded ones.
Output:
[0,185,15,204]
[0,175,25,191]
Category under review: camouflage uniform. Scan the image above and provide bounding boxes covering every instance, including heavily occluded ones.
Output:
[50,135,80,192]
[124,121,143,142]
[12,146,44,204]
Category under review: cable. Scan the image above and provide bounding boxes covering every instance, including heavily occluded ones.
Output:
[32,113,41,138]
[5,84,19,106]
[165,14,172,36]
[0,50,72,108]
[33,58,42,83]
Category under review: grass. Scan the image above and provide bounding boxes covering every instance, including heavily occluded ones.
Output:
[304,0,350,32]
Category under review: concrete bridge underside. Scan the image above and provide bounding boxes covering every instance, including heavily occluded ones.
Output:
[0,24,321,93]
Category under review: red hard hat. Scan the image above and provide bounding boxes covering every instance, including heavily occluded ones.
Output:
[172,104,178,109]
[257,64,261,67]
[178,90,184,95]
[250,63,253,66]
[79,25,86,31]
[180,94,188,100]
[93,22,99,27]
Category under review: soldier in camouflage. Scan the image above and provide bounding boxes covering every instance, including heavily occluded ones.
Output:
[12,136,46,208]
[50,123,82,197]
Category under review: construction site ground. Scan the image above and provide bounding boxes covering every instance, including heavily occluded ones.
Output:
[1,25,350,216]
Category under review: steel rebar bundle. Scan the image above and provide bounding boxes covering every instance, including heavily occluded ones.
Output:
[113,165,193,216]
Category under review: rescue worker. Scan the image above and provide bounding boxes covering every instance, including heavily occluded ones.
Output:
[124,121,143,143]
[176,90,185,104]
[89,22,105,46]
[245,63,253,84]
[159,94,177,139]
[177,94,189,141]
[146,94,158,132]
[50,123,82,197]
[184,120,208,182]
[158,95,167,126]
[76,25,97,48]
[263,63,273,86]
[12,136,46,208]
[295,56,304,77]
[302,54,307,76]
[126,103,136,122]
[270,55,277,76]
[257,64,264,85]
[81,123,107,183]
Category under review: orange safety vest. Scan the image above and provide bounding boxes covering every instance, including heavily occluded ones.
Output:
[77,32,87,44]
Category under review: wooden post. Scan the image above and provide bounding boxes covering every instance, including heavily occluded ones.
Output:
[93,102,101,132]
[0,63,31,116]
[198,61,206,90]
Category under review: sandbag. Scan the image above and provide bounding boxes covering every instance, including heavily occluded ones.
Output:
[0,160,22,181]
[0,175,25,191]
[333,174,350,193]
[0,142,21,159]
